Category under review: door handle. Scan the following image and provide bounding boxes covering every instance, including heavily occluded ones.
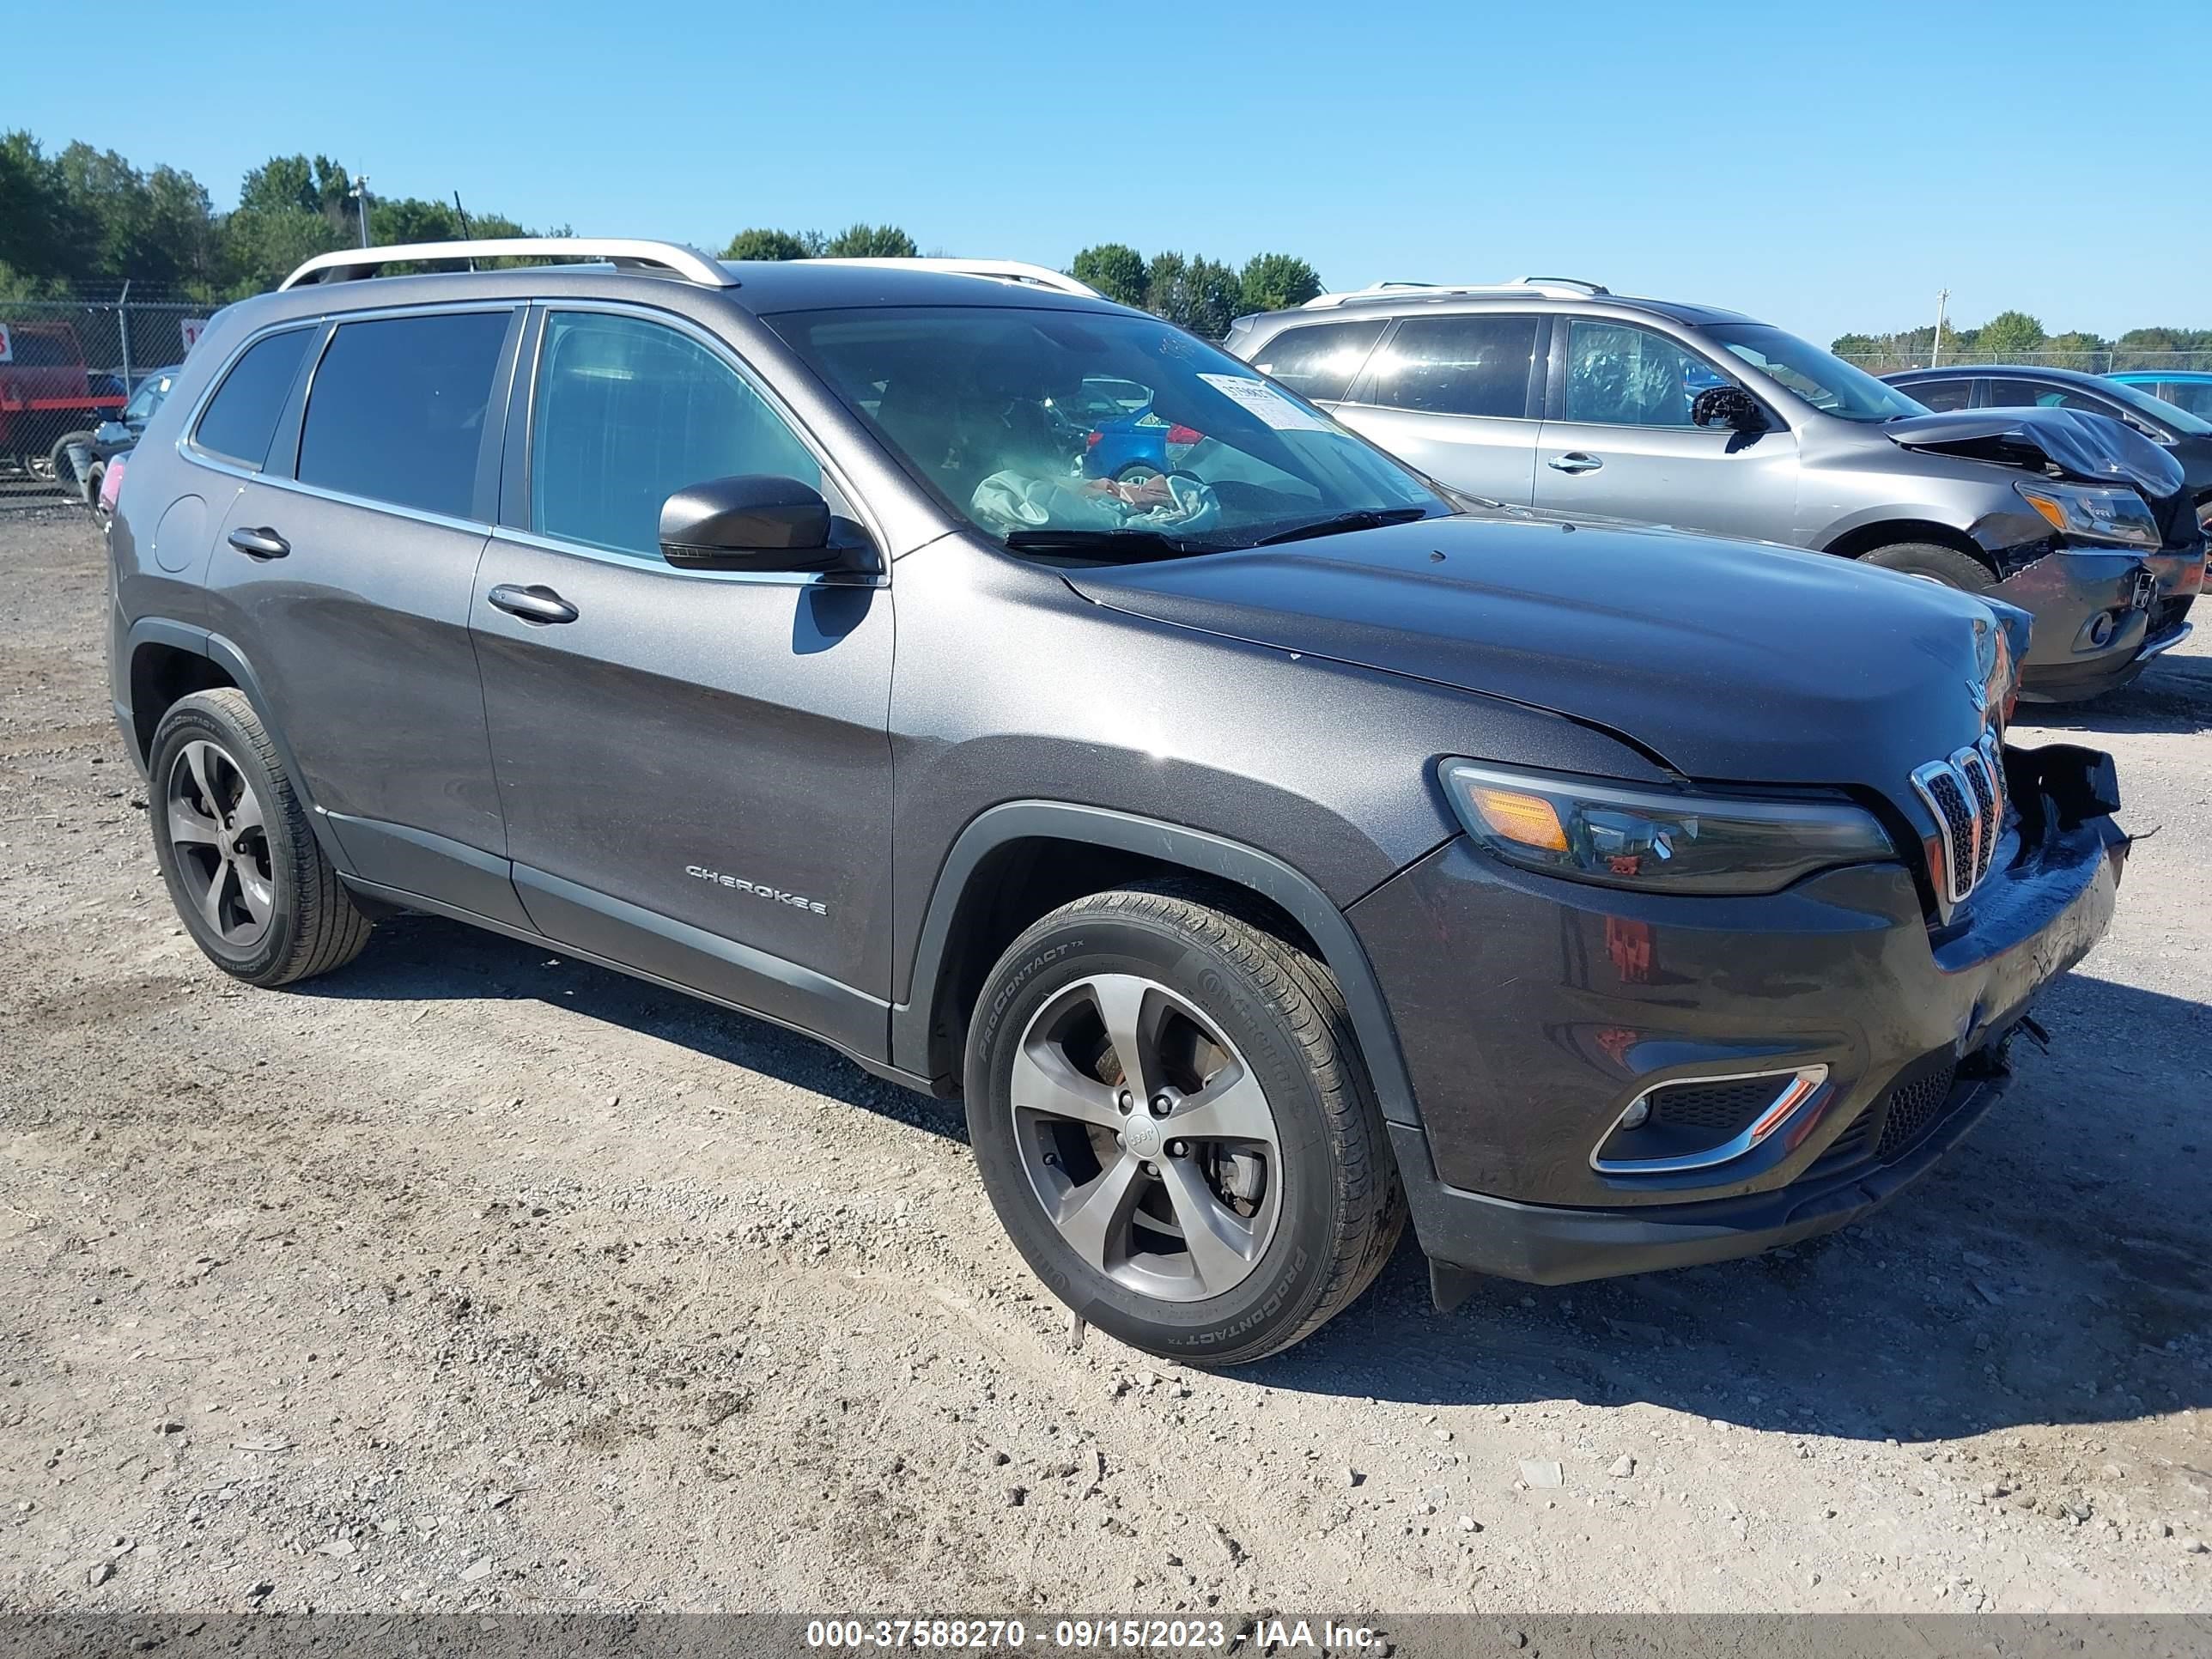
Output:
[487,583,579,625]
[227,526,289,559]
[1547,453,1603,474]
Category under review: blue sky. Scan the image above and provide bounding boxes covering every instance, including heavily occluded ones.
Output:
[16,1,2208,344]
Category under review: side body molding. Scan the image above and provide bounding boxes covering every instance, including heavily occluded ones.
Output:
[894,801,1423,1129]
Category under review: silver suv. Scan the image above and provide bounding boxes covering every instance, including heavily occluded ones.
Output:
[1227,279,2205,702]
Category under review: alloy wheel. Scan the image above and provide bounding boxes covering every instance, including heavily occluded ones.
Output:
[1009,973,1283,1303]
[167,740,275,948]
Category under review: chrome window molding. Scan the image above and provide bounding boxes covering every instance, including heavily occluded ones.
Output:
[1589,1064,1830,1176]
[486,526,886,590]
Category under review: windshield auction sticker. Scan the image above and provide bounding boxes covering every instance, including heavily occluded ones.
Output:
[1196,373,1331,432]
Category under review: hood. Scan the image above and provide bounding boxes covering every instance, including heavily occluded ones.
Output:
[1883,406,2186,500]
[1066,516,2021,794]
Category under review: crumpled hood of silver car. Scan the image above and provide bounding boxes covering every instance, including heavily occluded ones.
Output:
[1068,514,2022,794]
[1882,406,2186,500]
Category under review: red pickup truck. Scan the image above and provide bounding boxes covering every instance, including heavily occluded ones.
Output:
[0,321,127,482]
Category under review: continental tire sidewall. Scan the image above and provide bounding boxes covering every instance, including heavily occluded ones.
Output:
[148,696,307,983]
[966,911,1338,1364]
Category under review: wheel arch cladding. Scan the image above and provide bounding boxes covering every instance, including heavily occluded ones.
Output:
[894,802,1424,1130]
[1822,517,1996,573]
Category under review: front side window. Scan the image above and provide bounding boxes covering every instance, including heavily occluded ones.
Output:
[529,312,821,559]
[1705,323,1926,423]
[1364,314,1539,419]
[192,329,313,468]
[297,311,510,517]
[1249,320,1387,403]
[2152,380,2212,419]
[763,305,1443,555]
[1563,321,1719,428]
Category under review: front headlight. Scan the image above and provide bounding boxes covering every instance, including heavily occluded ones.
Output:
[1439,761,1896,895]
[2014,479,2161,548]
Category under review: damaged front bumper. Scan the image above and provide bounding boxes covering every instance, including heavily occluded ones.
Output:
[1355,741,2127,1297]
[1989,538,2200,703]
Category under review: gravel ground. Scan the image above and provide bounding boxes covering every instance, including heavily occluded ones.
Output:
[3,503,2208,1616]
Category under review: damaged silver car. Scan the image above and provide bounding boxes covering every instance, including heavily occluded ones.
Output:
[1226,281,2206,702]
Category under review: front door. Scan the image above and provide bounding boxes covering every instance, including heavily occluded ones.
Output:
[1531,318,1799,542]
[471,307,895,1056]
[198,307,529,927]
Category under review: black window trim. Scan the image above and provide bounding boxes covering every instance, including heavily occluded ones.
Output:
[495,297,885,588]
[1337,310,1548,422]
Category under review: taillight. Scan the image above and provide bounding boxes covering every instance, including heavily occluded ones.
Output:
[1166,424,1203,446]
[1085,431,1102,449]
[100,455,126,510]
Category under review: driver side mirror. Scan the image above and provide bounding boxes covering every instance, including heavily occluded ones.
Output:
[1691,386,1766,432]
[658,475,875,574]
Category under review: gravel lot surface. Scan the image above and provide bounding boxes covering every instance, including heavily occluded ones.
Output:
[3,503,2208,1615]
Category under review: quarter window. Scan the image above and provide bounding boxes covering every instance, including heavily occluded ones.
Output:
[192,329,313,469]
[1563,321,1716,428]
[530,312,820,559]
[297,312,511,517]
[1250,321,1386,403]
[1364,315,1538,418]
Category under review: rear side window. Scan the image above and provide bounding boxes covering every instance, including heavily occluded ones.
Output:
[296,311,511,518]
[1249,321,1386,403]
[1906,378,1973,411]
[529,311,820,559]
[1364,315,1539,418]
[192,329,313,469]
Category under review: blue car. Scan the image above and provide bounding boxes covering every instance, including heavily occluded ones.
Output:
[1054,376,1208,480]
[2107,370,2212,422]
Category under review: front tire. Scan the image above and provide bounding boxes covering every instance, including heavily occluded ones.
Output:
[1856,540,1996,592]
[149,689,373,988]
[964,884,1403,1365]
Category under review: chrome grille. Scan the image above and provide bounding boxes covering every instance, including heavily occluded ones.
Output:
[1911,732,2006,906]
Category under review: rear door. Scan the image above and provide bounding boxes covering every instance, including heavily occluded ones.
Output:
[1326,313,1544,504]
[1532,317,1799,541]
[470,304,894,1055]
[199,305,529,927]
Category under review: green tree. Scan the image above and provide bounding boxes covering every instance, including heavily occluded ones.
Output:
[722,228,812,261]
[1238,252,1322,314]
[1973,310,2046,360]
[822,222,917,258]
[1144,252,1242,338]
[0,131,82,287]
[1071,243,1147,306]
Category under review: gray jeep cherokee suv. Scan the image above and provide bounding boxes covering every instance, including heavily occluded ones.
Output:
[1228,280,2205,702]
[109,240,2127,1364]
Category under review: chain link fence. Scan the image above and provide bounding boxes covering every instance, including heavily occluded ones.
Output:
[1,295,210,503]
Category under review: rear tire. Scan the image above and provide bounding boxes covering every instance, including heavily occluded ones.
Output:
[964,883,1404,1365]
[149,689,374,988]
[1856,540,1996,592]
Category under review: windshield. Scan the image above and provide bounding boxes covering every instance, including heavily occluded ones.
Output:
[763,306,1446,553]
[2096,376,2212,437]
[1705,323,1928,423]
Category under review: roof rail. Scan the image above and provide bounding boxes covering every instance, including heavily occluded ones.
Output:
[280,238,734,291]
[1301,275,1612,310]
[811,257,1103,298]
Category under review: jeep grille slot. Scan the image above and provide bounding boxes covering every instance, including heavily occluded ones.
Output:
[1911,732,2006,907]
